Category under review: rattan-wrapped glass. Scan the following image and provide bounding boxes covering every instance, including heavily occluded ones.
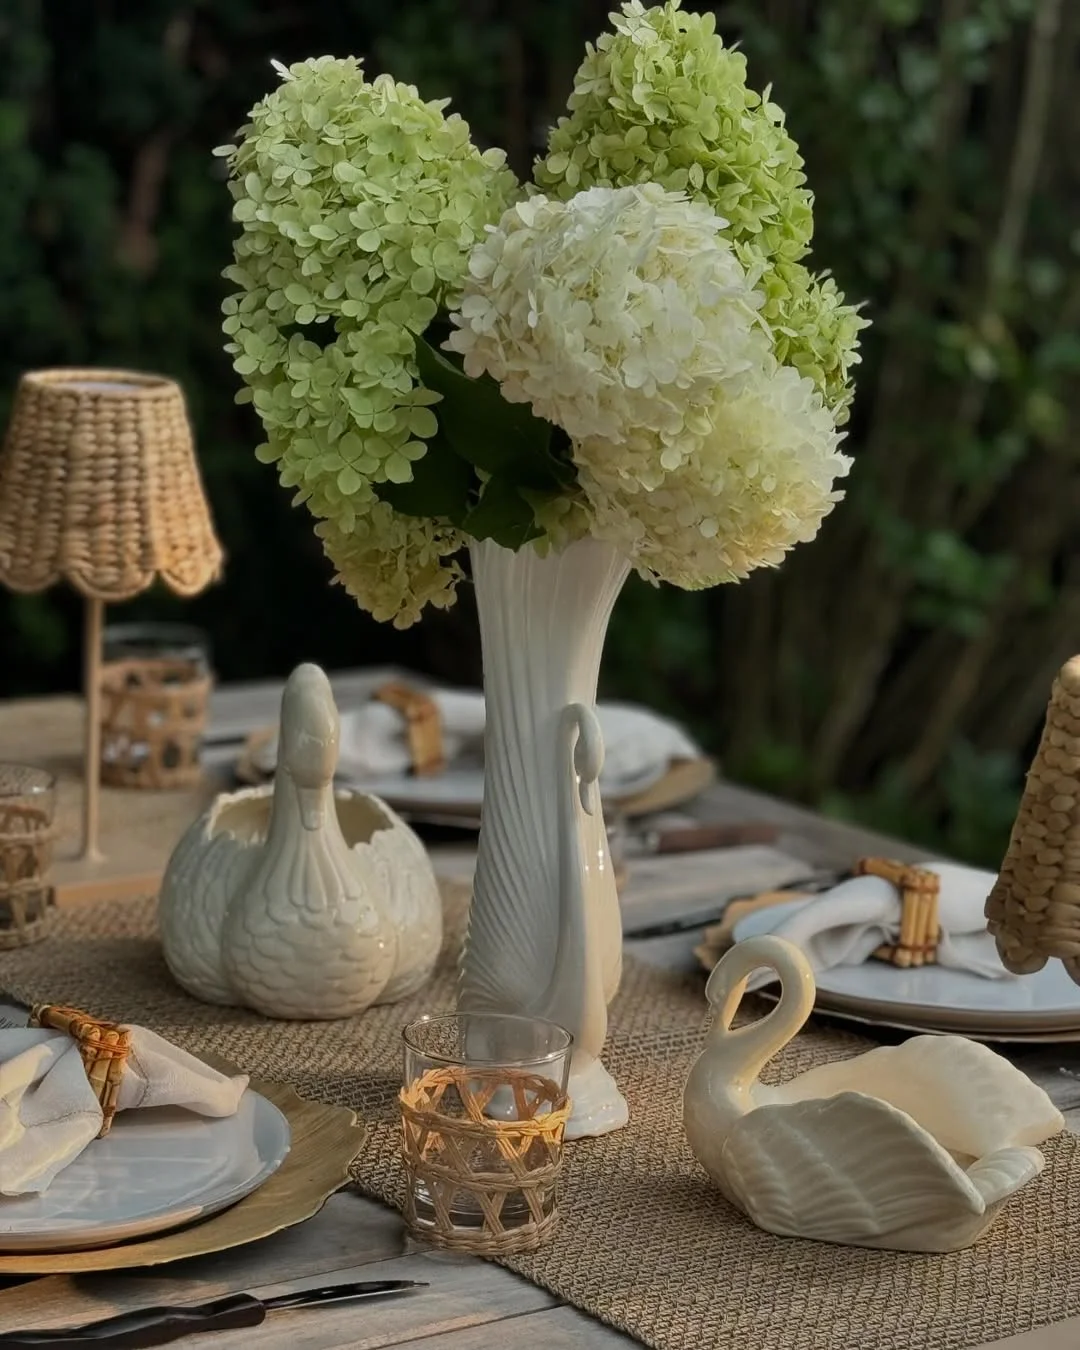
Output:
[0,764,56,949]
[400,1012,572,1254]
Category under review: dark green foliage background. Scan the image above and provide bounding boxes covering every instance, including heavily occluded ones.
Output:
[2,0,1077,864]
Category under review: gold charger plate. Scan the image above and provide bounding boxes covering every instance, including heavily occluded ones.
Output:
[0,1069,363,1275]
[236,726,716,819]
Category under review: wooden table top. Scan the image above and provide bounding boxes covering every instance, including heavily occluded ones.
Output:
[1,674,1078,1350]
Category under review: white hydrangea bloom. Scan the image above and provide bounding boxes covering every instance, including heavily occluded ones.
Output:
[575,364,852,587]
[445,183,769,453]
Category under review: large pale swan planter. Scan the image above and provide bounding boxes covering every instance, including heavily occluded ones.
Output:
[158,663,442,1019]
[683,935,1063,1252]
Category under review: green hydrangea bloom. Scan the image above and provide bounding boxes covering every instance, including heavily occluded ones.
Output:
[218,56,518,625]
[534,1,866,419]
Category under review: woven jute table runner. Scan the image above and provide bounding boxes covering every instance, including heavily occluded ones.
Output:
[2,896,1079,1350]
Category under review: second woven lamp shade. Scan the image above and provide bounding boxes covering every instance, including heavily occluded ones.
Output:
[0,369,223,860]
[986,655,1080,985]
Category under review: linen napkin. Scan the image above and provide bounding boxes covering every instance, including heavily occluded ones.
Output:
[743,861,1012,990]
[0,1025,248,1195]
[253,690,701,798]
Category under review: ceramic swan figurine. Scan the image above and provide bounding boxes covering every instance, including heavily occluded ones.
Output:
[158,663,442,1018]
[683,935,1064,1252]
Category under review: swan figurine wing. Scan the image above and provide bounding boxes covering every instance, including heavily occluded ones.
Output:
[720,1089,1045,1253]
[158,792,268,1005]
[460,702,604,1018]
[774,1033,1064,1158]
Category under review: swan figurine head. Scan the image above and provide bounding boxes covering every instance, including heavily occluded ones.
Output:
[279,663,339,830]
[702,935,816,1092]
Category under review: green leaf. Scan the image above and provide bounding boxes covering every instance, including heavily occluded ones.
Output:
[375,431,472,523]
[413,334,553,477]
[461,476,544,550]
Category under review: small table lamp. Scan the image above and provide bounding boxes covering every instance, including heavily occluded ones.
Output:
[0,369,224,861]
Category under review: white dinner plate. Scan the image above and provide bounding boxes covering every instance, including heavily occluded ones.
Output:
[732,898,1080,1032]
[752,987,1080,1043]
[0,1088,290,1253]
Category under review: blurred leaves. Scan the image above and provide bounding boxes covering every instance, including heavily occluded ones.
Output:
[1,0,1078,869]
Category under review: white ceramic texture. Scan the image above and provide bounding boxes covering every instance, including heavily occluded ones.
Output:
[0,1088,290,1253]
[734,899,1080,1030]
[159,664,442,1018]
[458,538,630,1139]
[682,935,1063,1252]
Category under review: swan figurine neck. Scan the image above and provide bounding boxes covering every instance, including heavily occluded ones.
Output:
[683,935,1064,1252]
[221,663,397,1018]
[277,663,341,834]
[690,936,816,1140]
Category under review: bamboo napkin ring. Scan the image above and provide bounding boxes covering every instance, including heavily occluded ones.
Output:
[374,682,445,777]
[854,858,941,968]
[29,1003,131,1137]
[399,1066,570,1254]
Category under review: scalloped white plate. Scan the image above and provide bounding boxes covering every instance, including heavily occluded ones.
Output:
[733,897,1080,1032]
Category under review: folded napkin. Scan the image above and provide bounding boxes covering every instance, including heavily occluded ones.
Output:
[744,861,1012,991]
[255,689,700,798]
[0,1026,248,1195]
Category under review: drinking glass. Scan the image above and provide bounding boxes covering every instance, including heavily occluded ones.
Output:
[100,624,212,785]
[400,1012,572,1253]
[103,623,211,674]
[0,764,56,947]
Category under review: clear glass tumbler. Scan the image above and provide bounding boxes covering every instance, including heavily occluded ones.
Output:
[400,1012,572,1254]
[0,764,56,947]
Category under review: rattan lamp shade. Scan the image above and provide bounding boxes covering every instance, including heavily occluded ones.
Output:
[0,369,224,860]
[986,655,1080,984]
[0,370,222,602]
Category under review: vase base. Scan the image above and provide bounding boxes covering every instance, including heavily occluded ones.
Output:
[565,1058,629,1139]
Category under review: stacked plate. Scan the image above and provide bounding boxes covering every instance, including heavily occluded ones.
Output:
[233,727,717,822]
[1,1089,291,1254]
[733,897,1080,1044]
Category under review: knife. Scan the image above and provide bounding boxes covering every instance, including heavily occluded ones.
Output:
[622,821,779,856]
[623,871,843,940]
[0,1279,426,1350]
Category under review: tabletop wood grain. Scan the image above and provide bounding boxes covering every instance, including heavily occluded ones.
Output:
[1,672,1077,1350]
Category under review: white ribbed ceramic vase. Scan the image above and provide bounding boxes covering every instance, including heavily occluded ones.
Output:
[458,537,631,1138]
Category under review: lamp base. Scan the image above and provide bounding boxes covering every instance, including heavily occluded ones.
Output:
[81,595,105,863]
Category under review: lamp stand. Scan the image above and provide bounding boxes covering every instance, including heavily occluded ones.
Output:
[81,595,105,863]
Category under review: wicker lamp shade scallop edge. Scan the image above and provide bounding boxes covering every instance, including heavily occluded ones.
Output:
[0,368,224,603]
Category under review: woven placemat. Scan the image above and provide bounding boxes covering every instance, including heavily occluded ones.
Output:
[2,897,1079,1350]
